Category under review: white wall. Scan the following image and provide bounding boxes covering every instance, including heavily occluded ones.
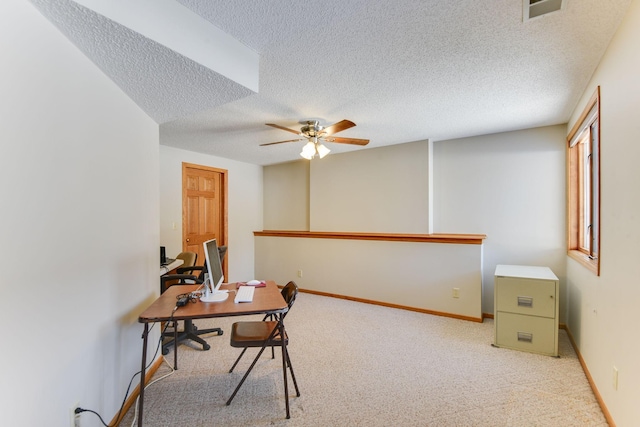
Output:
[261,140,483,319]
[159,145,263,282]
[0,1,159,426]
[262,143,432,234]
[263,160,309,230]
[310,140,431,233]
[433,126,567,317]
[566,1,640,424]
[255,236,483,320]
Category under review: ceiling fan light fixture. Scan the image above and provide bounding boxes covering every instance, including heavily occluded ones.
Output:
[317,143,330,158]
[265,119,368,159]
[300,140,330,160]
[300,141,316,159]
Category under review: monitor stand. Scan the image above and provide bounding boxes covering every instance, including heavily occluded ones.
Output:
[200,291,228,302]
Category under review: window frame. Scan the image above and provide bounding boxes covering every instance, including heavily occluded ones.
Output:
[567,87,600,275]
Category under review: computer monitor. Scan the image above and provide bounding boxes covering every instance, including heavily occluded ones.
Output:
[200,238,228,302]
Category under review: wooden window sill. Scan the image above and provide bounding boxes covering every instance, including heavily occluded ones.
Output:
[568,249,599,275]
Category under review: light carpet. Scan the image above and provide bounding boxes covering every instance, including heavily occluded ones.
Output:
[121,292,607,427]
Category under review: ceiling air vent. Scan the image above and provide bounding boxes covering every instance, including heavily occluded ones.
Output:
[523,0,565,21]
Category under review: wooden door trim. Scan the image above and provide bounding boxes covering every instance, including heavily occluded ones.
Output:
[182,162,228,273]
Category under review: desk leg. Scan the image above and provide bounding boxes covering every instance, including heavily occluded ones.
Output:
[138,323,149,427]
[173,320,178,370]
[279,319,290,419]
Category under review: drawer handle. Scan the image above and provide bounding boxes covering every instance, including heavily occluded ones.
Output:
[517,296,533,307]
[517,332,533,343]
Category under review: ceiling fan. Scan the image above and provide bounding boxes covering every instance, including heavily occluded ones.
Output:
[261,119,369,159]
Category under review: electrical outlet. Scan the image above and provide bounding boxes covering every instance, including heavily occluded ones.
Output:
[613,366,619,390]
[452,288,460,298]
[297,269,303,278]
[70,402,80,427]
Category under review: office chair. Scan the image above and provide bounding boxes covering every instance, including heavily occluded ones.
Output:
[176,251,197,267]
[160,246,227,355]
[160,251,197,293]
[226,281,300,418]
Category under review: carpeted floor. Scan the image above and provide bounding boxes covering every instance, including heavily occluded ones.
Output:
[121,292,607,427]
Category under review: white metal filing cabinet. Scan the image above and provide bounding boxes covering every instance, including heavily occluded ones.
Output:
[494,265,559,357]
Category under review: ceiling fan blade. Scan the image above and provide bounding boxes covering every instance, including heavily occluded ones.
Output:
[323,136,369,146]
[260,138,304,146]
[322,119,356,136]
[266,123,301,135]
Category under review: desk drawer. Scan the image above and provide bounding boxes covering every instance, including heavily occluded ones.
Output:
[495,277,556,318]
[495,312,556,356]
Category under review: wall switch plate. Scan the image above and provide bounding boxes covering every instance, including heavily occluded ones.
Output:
[613,366,619,390]
[297,269,303,278]
[452,288,460,298]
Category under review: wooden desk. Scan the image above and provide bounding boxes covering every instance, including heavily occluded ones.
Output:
[137,281,289,426]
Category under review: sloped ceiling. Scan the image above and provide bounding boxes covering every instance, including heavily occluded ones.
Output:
[31,0,632,165]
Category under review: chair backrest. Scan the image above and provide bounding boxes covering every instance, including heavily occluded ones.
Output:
[160,252,198,293]
[176,251,197,268]
[280,281,298,319]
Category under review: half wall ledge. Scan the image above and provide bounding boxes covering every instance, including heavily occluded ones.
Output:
[254,230,486,322]
[254,230,486,245]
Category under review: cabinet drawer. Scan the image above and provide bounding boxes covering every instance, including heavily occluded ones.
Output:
[495,277,556,317]
[495,312,557,356]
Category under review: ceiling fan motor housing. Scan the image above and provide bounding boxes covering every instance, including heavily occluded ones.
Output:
[300,120,323,137]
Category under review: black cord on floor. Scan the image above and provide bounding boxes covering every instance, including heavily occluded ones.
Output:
[74,407,109,426]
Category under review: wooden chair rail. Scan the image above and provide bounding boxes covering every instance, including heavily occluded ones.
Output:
[254,230,486,245]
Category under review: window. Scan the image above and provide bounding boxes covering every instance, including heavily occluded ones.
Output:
[567,87,600,275]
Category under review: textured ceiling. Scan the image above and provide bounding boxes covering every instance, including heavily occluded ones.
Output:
[32,0,632,165]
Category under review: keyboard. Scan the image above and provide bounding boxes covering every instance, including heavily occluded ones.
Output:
[234,285,255,303]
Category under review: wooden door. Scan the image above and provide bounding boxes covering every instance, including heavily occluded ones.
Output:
[182,163,227,272]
